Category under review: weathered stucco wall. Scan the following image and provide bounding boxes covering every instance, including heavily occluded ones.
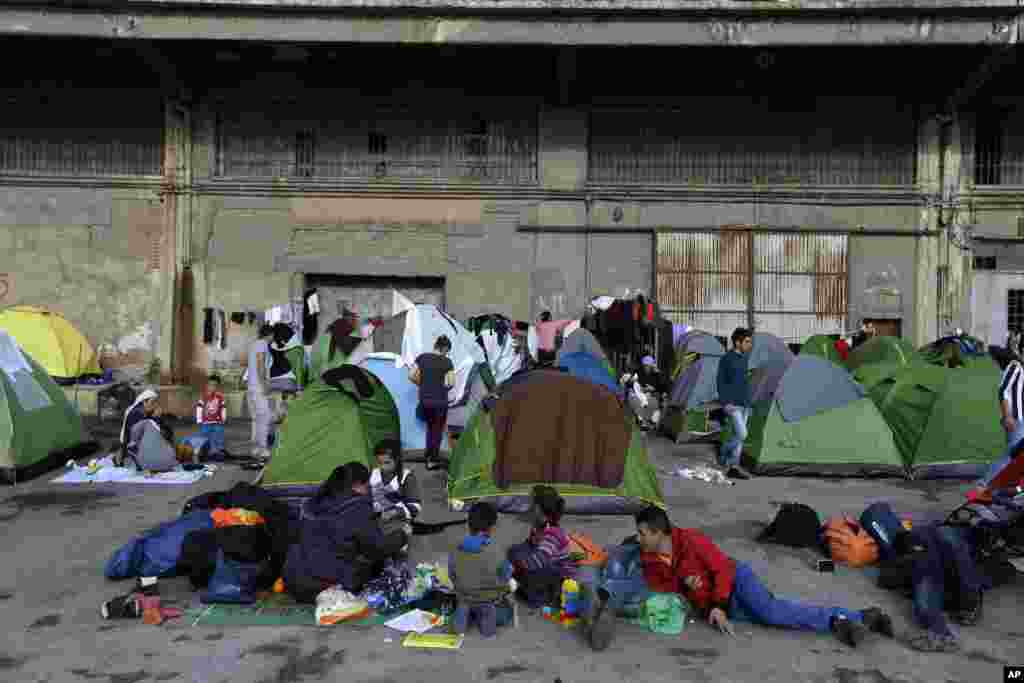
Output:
[848,234,917,333]
[0,188,168,378]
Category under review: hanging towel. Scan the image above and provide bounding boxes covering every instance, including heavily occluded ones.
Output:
[219,310,227,350]
[203,308,215,345]
[302,290,319,345]
[307,291,320,314]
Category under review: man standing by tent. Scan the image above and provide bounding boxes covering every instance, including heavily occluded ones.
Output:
[716,328,753,480]
[246,324,274,459]
[411,335,455,470]
[970,346,1024,497]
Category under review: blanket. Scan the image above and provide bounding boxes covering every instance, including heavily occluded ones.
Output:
[52,455,213,485]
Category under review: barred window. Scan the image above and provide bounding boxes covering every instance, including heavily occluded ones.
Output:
[590,97,917,186]
[214,97,538,183]
[975,109,1024,186]
[0,90,163,177]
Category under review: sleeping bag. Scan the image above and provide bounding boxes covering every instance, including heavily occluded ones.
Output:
[104,510,214,580]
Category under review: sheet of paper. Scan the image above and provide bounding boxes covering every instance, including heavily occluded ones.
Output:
[385,609,442,634]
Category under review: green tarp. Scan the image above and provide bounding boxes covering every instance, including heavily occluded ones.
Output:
[262,375,400,487]
[0,341,87,483]
[447,405,664,512]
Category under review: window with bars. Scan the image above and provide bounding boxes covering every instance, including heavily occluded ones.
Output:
[589,98,917,186]
[0,91,163,177]
[214,98,538,182]
[1009,290,1024,335]
[975,108,1024,186]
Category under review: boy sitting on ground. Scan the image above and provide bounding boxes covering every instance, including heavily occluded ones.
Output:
[633,506,895,648]
[449,502,516,639]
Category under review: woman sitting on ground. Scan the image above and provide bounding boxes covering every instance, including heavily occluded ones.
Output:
[118,388,177,472]
[283,462,408,603]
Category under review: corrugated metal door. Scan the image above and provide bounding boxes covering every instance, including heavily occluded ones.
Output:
[657,231,848,341]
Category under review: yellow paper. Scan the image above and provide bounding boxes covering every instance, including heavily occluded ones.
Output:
[402,632,464,650]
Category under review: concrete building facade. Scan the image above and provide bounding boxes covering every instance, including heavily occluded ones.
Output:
[0,1,1022,398]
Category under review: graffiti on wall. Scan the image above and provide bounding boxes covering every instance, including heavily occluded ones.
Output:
[535,293,569,318]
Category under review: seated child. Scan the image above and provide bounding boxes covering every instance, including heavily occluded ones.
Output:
[195,374,227,457]
[449,502,515,639]
[634,506,895,648]
[507,485,577,607]
[369,439,422,541]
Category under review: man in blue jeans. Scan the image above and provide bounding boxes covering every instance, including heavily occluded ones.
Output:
[900,523,988,652]
[716,328,754,480]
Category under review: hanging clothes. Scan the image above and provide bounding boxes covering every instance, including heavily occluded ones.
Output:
[219,310,227,350]
[203,308,215,345]
[302,290,320,346]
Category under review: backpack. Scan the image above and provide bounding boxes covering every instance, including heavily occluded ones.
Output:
[822,516,879,568]
[944,500,1024,560]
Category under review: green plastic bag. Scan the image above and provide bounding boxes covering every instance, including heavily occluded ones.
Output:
[630,592,689,635]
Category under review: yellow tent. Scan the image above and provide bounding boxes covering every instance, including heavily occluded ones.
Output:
[0,306,101,380]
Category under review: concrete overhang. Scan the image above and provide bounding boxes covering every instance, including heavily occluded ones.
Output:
[0,3,1021,45]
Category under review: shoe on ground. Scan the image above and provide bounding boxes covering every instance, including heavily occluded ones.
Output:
[861,607,895,638]
[726,466,751,480]
[952,590,983,626]
[907,630,960,652]
[587,588,616,652]
[831,615,867,648]
[101,594,141,620]
[135,577,159,597]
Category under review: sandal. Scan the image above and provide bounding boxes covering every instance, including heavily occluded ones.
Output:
[907,632,960,653]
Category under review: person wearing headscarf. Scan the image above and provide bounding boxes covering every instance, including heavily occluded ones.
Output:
[118,388,176,471]
[311,313,362,380]
[282,462,408,603]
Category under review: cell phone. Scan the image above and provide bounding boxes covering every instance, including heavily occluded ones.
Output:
[816,559,835,573]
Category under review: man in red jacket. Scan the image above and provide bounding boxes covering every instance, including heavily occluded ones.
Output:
[634,507,895,647]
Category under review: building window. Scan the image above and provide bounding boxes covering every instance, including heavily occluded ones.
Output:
[0,90,163,177]
[973,255,997,270]
[214,98,538,182]
[1009,290,1024,335]
[590,98,916,186]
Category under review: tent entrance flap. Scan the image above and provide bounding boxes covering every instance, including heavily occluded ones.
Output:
[492,373,630,489]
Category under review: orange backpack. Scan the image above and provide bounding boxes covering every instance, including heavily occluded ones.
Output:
[822,516,879,568]
[567,531,610,567]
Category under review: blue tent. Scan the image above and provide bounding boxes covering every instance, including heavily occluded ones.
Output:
[361,358,449,454]
[557,351,622,398]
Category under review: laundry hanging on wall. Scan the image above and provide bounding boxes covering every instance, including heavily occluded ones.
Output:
[302,289,320,345]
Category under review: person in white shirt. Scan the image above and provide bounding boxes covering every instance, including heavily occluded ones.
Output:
[247,324,274,458]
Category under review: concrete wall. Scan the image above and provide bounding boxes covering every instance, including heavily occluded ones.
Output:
[971,270,1024,347]
[848,234,917,331]
[0,187,169,378]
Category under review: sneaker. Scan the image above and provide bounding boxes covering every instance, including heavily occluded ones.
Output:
[726,466,751,480]
[861,608,895,638]
[587,589,616,652]
[907,631,960,652]
[831,616,867,648]
[101,595,141,620]
[952,590,983,626]
[135,578,159,597]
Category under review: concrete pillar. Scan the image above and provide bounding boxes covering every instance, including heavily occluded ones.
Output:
[912,115,941,347]
[158,98,194,384]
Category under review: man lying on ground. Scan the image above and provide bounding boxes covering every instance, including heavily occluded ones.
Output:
[633,506,895,648]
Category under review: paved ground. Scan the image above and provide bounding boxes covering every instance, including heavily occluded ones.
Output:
[1,417,1021,683]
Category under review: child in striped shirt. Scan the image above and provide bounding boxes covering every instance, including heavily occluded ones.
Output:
[507,485,576,607]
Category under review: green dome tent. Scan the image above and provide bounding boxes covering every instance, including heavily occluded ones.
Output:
[724,355,903,477]
[447,370,663,514]
[0,330,89,484]
[799,334,845,366]
[918,336,992,370]
[865,362,1005,479]
[260,367,400,489]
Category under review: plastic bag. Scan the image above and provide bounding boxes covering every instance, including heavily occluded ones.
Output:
[200,550,266,605]
[630,592,688,635]
[315,586,370,626]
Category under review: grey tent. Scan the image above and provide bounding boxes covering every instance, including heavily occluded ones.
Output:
[669,356,721,409]
[448,363,496,431]
[774,355,866,422]
[680,333,727,358]
[556,328,610,368]
[748,333,794,404]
